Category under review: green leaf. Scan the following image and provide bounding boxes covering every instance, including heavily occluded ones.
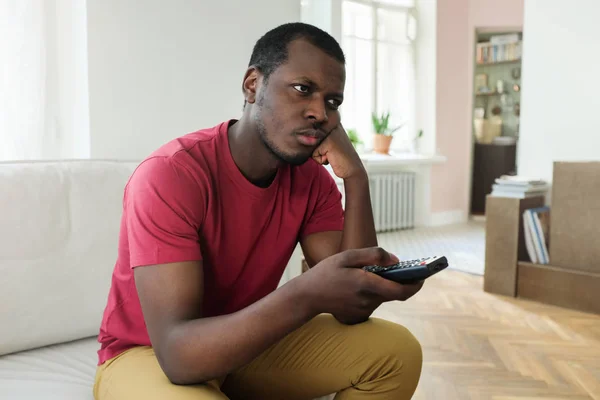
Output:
[346,128,363,147]
[371,111,407,136]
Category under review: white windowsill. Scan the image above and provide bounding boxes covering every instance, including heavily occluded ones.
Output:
[358,152,447,167]
[324,152,446,179]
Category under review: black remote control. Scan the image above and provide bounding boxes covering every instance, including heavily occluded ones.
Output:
[362,256,449,284]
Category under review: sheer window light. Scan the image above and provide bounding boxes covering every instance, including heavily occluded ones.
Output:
[341,0,416,152]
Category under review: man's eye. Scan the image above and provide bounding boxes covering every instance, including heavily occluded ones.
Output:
[293,84,310,93]
[328,99,341,110]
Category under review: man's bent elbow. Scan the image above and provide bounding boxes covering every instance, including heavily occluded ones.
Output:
[158,352,215,386]
[155,339,221,386]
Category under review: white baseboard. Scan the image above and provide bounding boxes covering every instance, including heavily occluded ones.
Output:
[429,209,468,226]
[470,214,486,223]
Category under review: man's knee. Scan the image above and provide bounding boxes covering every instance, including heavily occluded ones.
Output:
[352,317,423,395]
[366,318,423,368]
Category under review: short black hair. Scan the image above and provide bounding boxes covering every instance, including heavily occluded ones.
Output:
[248,22,345,82]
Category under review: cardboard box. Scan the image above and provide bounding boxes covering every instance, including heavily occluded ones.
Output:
[550,161,600,273]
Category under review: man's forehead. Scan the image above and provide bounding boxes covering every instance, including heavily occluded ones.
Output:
[278,39,345,86]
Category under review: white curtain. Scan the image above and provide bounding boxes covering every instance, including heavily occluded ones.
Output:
[0,0,49,161]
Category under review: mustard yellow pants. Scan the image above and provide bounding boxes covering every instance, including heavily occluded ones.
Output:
[94,314,422,400]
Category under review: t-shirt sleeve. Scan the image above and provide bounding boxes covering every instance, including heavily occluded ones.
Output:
[300,166,345,238]
[124,156,205,268]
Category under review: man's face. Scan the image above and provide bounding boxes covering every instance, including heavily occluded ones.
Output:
[251,39,345,165]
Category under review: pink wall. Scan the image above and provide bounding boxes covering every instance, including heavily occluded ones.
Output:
[469,0,524,28]
[431,0,524,215]
[431,0,470,214]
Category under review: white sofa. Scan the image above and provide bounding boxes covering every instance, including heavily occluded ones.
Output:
[0,159,325,399]
[0,160,138,399]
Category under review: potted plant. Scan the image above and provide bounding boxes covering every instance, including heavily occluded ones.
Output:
[346,128,363,150]
[371,111,406,154]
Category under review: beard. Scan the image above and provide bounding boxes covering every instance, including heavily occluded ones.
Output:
[258,122,312,166]
[253,94,316,166]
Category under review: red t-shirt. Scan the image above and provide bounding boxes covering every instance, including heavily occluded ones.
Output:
[97,120,344,365]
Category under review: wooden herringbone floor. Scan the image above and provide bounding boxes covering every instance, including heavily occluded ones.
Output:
[372,269,600,399]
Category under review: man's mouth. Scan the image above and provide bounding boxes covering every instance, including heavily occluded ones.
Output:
[297,134,320,146]
[296,129,325,147]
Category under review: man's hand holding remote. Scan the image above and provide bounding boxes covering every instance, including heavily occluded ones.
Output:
[296,247,424,325]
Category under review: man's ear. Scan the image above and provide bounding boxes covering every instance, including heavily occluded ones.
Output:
[242,67,261,104]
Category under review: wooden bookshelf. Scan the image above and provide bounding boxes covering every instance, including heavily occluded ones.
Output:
[483,195,544,296]
[476,59,521,67]
[475,91,501,97]
[517,262,600,314]
[483,161,600,315]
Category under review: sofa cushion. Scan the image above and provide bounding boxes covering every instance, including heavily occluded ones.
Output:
[0,160,138,356]
[0,336,97,399]
[0,337,335,400]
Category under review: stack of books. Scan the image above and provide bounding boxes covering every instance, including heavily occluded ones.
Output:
[490,175,549,199]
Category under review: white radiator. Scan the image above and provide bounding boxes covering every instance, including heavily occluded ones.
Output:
[333,170,416,232]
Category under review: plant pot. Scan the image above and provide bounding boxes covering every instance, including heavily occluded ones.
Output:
[373,133,393,154]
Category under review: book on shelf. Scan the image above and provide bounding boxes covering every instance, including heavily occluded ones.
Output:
[495,175,547,186]
[476,38,522,64]
[491,185,548,198]
[523,206,550,264]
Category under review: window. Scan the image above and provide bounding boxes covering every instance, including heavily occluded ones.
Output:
[341,0,416,152]
[0,0,48,161]
[1,0,89,161]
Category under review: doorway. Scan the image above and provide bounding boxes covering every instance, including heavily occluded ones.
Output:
[469,30,523,216]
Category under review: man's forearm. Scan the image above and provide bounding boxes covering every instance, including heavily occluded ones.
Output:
[340,169,377,250]
[160,279,314,385]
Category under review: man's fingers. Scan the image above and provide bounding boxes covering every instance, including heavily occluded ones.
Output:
[362,274,424,302]
[311,151,328,165]
[399,280,424,299]
[357,292,385,310]
[340,247,399,268]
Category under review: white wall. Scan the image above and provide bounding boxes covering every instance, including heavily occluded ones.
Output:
[300,0,342,43]
[86,0,300,160]
[518,0,600,183]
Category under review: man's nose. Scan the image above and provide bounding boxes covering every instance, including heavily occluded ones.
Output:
[304,97,329,126]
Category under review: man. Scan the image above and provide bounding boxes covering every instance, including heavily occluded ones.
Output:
[94,22,423,400]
